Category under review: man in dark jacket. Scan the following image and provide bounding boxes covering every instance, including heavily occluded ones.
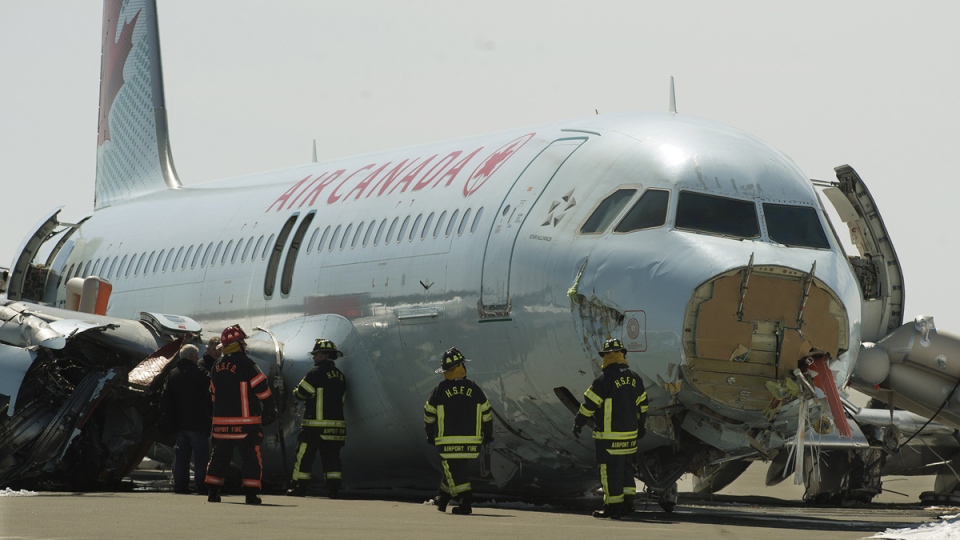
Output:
[423,347,493,515]
[204,324,279,505]
[286,339,348,498]
[159,344,212,494]
[201,336,222,373]
[573,338,648,519]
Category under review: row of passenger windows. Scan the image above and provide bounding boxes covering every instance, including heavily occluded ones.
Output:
[60,206,485,286]
[580,188,830,249]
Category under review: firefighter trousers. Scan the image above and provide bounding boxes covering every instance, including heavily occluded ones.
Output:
[596,442,637,505]
[438,458,472,500]
[291,429,344,488]
[205,429,264,495]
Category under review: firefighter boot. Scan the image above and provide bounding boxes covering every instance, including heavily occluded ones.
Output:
[245,493,263,505]
[207,488,221,503]
[435,493,451,512]
[326,478,342,499]
[592,503,622,519]
[286,481,308,497]
[622,495,635,516]
[451,491,473,515]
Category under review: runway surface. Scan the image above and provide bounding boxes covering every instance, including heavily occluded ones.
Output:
[0,464,952,539]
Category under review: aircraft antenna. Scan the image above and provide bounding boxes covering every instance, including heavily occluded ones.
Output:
[669,76,677,113]
[312,140,318,163]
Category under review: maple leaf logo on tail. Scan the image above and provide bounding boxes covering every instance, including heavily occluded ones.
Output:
[97,4,140,147]
[463,133,535,196]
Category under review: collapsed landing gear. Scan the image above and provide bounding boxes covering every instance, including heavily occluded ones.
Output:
[636,447,692,512]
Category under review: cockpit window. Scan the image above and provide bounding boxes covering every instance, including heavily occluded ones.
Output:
[763,203,830,249]
[580,189,636,234]
[614,189,669,233]
[676,191,759,239]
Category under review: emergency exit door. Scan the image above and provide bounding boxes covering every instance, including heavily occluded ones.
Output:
[479,137,587,317]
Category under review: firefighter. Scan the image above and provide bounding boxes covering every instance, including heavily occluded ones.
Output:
[286,339,348,498]
[572,338,648,519]
[423,347,493,515]
[204,324,278,505]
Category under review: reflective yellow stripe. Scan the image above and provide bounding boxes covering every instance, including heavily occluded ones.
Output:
[592,430,638,440]
[301,419,345,427]
[584,388,602,405]
[578,404,595,417]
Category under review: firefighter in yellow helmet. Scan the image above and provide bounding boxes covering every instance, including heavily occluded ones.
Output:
[286,339,347,498]
[573,338,649,519]
[423,347,493,515]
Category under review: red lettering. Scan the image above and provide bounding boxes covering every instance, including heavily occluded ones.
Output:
[328,164,375,204]
[433,147,483,188]
[301,170,344,207]
[345,162,390,202]
[389,155,437,195]
[412,151,460,192]
[266,175,312,212]
[372,159,417,197]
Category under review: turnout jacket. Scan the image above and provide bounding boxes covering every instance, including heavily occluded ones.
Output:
[575,363,648,455]
[423,378,493,459]
[159,358,212,433]
[209,350,277,440]
[293,359,346,441]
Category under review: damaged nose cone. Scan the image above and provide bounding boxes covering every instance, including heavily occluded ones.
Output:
[682,263,850,411]
[0,306,66,349]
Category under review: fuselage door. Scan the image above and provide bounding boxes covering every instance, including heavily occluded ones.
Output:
[479,137,586,317]
[7,208,85,303]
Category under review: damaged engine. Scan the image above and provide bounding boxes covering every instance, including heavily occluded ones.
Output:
[0,302,195,490]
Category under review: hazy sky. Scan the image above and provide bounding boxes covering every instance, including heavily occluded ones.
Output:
[1,1,959,333]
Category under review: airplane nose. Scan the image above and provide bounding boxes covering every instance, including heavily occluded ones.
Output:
[681,258,851,412]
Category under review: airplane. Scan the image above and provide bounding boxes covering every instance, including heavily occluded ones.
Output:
[3,0,960,510]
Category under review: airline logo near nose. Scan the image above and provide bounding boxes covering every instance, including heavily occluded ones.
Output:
[266,133,535,212]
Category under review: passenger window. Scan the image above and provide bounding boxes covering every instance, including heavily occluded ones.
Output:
[363,220,376,246]
[352,222,365,249]
[92,259,102,276]
[135,253,146,276]
[262,235,275,260]
[676,191,759,239]
[182,246,193,270]
[191,244,202,269]
[434,211,447,238]
[329,225,342,251]
[306,227,319,254]
[221,241,233,266]
[230,238,243,264]
[581,189,636,234]
[145,252,156,275]
[340,224,353,251]
[458,208,472,236]
[252,237,264,262]
[172,247,184,272]
[446,209,460,237]
[241,237,254,262]
[397,216,411,243]
[408,214,423,241]
[65,264,75,282]
[421,213,435,240]
[108,257,118,278]
[386,218,399,244]
[119,256,128,278]
[471,207,484,233]
[614,189,669,233]
[201,243,213,268]
[315,227,329,255]
[763,203,830,249]
[374,219,387,246]
[211,242,223,267]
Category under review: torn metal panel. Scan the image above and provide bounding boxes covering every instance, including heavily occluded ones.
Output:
[0,299,191,489]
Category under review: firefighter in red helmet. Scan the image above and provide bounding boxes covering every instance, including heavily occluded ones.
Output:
[423,347,493,515]
[205,324,278,505]
[573,338,648,519]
